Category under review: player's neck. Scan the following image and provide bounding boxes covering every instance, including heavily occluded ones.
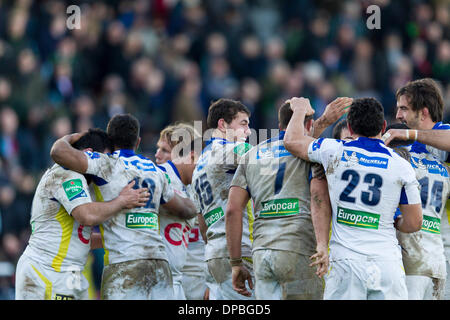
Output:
[353,134,382,140]
[212,129,234,142]
[418,118,436,130]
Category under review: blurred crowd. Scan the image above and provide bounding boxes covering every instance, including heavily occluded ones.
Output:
[0,0,449,299]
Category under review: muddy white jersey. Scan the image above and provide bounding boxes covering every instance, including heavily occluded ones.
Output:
[231,131,316,256]
[158,161,194,282]
[23,165,93,272]
[192,138,253,260]
[396,144,450,279]
[307,137,421,260]
[85,149,175,265]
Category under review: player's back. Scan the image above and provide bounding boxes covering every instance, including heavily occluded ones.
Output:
[25,164,92,272]
[396,144,450,279]
[192,138,253,260]
[85,149,174,266]
[309,137,420,260]
[231,131,315,256]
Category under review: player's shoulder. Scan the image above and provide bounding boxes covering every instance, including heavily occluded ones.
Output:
[433,122,450,131]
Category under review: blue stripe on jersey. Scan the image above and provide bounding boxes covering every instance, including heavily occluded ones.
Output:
[433,122,450,130]
[344,137,392,157]
[399,186,408,204]
[157,165,166,172]
[167,160,181,180]
[85,174,109,186]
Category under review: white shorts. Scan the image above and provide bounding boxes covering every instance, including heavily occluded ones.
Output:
[173,274,186,300]
[406,275,445,300]
[207,257,255,300]
[324,258,407,300]
[101,259,174,300]
[253,249,324,300]
[182,273,207,300]
[15,254,89,300]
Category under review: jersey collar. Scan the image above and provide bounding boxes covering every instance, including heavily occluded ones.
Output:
[167,160,181,180]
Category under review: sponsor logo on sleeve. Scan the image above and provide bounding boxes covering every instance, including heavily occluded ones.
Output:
[62,179,87,201]
[421,215,440,234]
[204,207,225,228]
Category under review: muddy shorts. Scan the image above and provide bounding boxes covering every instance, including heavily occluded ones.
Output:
[406,275,445,300]
[253,249,324,300]
[324,258,407,300]
[15,254,89,300]
[207,257,255,300]
[101,259,174,300]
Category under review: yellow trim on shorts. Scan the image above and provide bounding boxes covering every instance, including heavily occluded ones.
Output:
[246,200,254,243]
[31,264,52,300]
[51,206,74,272]
[93,185,109,266]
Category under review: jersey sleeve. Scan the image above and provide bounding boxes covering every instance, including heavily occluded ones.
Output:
[53,171,92,215]
[156,167,175,204]
[84,151,114,180]
[307,138,343,168]
[399,161,421,205]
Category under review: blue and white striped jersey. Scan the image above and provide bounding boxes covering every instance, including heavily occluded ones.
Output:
[308,137,421,260]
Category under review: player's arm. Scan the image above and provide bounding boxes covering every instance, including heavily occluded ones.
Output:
[312,97,353,138]
[384,129,450,153]
[161,194,198,220]
[72,181,150,227]
[283,97,317,160]
[309,177,331,278]
[197,213,208,243]
[395,203,422,233]
[50,133,89,173]
[225,186,253,297]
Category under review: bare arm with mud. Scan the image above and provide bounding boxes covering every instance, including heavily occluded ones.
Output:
[51,133,89,173]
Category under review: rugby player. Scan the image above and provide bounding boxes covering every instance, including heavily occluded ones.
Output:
[15,129,149,300]
[157,137,203,299]
[387,123,450,299]
[50,114,198,299]
[191,98,254,300]
[284,97,423,299]
[225,99,350,299]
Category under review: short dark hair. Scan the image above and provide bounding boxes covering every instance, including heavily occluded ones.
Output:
[206,98,250,129]
[106,113,140,150]
[72,128,113,153]
[278,101,313,130]
[396,78,444,122]
[347,98,384,137]
[332,119,348,139]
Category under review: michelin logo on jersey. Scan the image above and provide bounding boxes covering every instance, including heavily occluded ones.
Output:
[341,150,388,169]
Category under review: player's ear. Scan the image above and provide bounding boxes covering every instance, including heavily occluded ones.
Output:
[421,107,430,121]
[217,118,226,132]
[347,122,354,136]
[135,137,141,150]
[382,120,387,134]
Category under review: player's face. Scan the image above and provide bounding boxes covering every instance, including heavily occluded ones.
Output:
[225,112,251,142]
[155,138,172,164]
[396,95,421,129]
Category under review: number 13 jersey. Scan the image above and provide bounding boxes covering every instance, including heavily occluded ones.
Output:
[307,137,421,261]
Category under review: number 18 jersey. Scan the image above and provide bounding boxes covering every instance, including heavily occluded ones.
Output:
[307,137,421,260]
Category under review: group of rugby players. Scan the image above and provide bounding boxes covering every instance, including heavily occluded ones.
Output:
[13,77,450,300]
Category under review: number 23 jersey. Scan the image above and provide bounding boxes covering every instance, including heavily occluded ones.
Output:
[307,137,421,260]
